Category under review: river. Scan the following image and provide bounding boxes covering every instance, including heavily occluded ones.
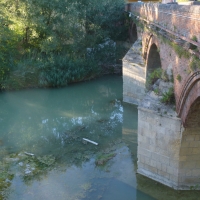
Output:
[0,75,199,200]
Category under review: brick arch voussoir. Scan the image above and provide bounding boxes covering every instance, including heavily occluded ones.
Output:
[184,95,200,128]
[177,71,200,127]
[129,21,138,43]
[145,35,162,77]
[145,35,161,65]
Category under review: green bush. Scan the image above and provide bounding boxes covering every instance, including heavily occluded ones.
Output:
[38,54,100,87]
[172,44,190,59]
[190,36,198,50]
[146,68,162,89]
[1,54,39,90]
[189,56,200,72]
[161,87,175,105]
[176,74,181,82]
[154,88,160,95]
[0,0,127,90]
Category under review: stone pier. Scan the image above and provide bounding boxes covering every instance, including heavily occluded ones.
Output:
[137,94,183,189]
[137,94,200,189]
[122,40,146,105]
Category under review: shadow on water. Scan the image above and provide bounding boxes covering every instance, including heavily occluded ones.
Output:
[83,178,155,200]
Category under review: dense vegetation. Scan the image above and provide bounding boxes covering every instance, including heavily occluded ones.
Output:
[0,0,129,90]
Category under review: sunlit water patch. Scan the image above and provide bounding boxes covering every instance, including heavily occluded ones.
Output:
[0,75,200,200]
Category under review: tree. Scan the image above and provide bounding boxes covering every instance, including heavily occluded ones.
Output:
[0,0,128,89]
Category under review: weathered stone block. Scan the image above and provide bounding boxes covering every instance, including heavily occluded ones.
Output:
[159,156,170,165]
[179,147,193,156]
[180,161,196,169]
[185,135,195,141]
[123,40,145,105]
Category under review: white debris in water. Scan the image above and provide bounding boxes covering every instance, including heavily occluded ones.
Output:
[62,122,67,127]
[109,100,123,123]
[41,136,49,142]
[71,117,83,125]
[5,178,11,183]
[119,105,123,112]
[25,164,32,175]
[42,119,49,124]
[110,112,123,123]
[61,137,65,146]
[52,128,60,139]
[83,138,98,145]
[24,152,35,156]
[25,169,32,175]
[91,107,98,115]
[24,164,35,175]
[18,162,24,166]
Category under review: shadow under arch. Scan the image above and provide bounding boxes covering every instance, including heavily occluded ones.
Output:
[129,21,138,43]
[185,96,200,128]
[178,96,200,188]
[146,43,162,79]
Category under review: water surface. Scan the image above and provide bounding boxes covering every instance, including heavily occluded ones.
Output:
[0,75,199,200]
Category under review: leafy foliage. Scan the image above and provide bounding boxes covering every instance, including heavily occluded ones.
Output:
[161,87,175,105]
[146,68,162,89]
[0,0,127,90]
[158,34,191,59]
[189,56,200,72]
[95,152,116,166]
[191,35,198,42]
[38,54,99,87]
[176,74,181,82]
[171,43,190,59]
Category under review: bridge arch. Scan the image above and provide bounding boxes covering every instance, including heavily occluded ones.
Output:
[185,96,200,128]
[146,43,162,79]
[129,21,138,43]
[177,72,200,127]
[178,96,200,187]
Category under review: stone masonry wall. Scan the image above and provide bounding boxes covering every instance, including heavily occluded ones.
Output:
[123,39,146,104]
[179,128,200,189]
[137,94,200,189]
[137,104,183,189]
[125,3,200,119]
[142,31,195,121]
[126,3,200,47]
[138,32,200,189]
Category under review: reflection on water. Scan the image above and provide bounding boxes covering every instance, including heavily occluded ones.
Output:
[0,75,199,200]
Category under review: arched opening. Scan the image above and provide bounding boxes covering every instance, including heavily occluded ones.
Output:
[179,97,200,187]
[146,43,161,78]
[129,22,137,43]
[185,97,200,128]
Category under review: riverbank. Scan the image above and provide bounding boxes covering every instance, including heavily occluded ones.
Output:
[0,63,123,91]
[0,40,130,91]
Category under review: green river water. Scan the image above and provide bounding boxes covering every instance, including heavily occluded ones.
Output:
[0,75,199,200]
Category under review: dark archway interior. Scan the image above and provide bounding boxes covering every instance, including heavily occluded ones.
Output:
[146,43,162,78]
[129,22,137,43]
[185,97,200,128]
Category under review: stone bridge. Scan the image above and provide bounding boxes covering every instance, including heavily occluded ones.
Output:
[123,2,200,189]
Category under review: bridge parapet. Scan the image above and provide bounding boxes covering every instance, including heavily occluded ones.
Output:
[126,3,200,50]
